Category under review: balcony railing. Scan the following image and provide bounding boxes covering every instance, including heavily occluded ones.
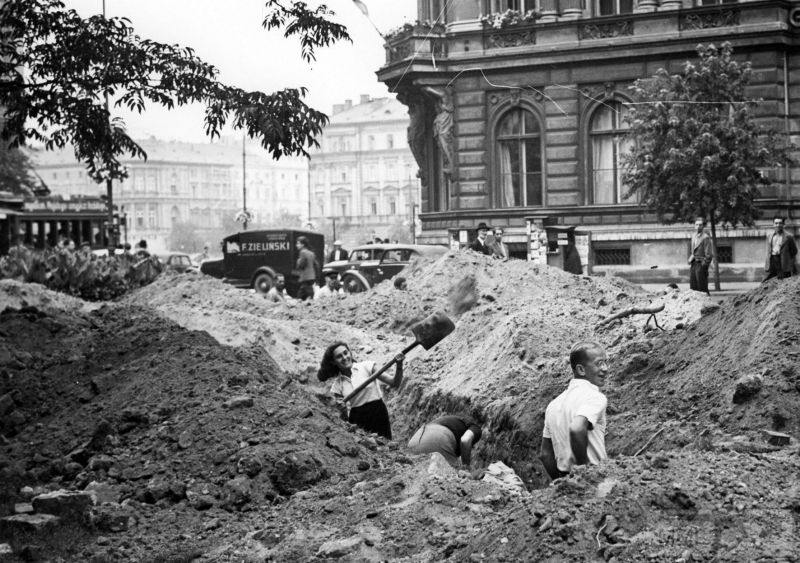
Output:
[385,21,446,64]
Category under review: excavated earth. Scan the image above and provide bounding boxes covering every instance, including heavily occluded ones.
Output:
[0,252,798,561]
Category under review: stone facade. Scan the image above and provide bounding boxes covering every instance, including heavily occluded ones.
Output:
[31,138,308,252]
[308,96,421,246]
[378,0,800,280]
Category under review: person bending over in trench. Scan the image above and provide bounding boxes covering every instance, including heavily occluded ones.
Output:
[407,415,482,468]
[317,342,403,440]
[539,340,609,480]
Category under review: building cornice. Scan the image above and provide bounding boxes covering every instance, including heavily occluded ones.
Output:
[378,1,799,82]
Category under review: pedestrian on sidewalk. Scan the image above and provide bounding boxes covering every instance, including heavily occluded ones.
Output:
[490,228,509,260]
[539,341,609,480]
[763,216,797,282]
[688,217,713,295]
[469,222,493,255]
[317,342,404,440]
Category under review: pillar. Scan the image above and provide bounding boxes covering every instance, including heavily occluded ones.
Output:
[560,0,583,19]
[71,220,82,244]
[23,220,33,246]
[0,217,10,255]
[48,220,58,247]
[636,0,659,12]
[36,221,46,249]
[540,0,559,22]
[82,220,93,247]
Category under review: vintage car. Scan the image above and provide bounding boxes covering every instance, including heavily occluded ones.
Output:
[163,253,196,273]
[328,244,448,293]
[200,229,324,296]
[322,244,386,277]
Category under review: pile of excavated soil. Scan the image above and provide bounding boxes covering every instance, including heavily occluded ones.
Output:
[126,253,715,486]
[4,258,799,561]
[0,279,99,316]
[0,287,411,561]
[606,276,800,456]
[123,273,409,375]
[205,448,800,562]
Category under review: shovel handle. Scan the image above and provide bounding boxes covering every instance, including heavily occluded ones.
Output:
[342,341,419,404]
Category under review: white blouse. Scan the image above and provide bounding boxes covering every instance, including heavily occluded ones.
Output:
[329,361,383,409]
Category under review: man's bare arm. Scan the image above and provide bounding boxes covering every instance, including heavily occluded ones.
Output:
[568,415,591,466]
[539,437,561,480]
[460,430,475,466]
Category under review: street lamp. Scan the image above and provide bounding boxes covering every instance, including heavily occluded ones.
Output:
[242,134,248,230]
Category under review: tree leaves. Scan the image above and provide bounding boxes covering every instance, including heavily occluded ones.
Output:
[623,42,793,228]
[1,0,343,184]
[263,1,351,63]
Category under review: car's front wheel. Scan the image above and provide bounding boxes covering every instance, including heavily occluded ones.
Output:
[342,275,367,293]
[253,272,274,294]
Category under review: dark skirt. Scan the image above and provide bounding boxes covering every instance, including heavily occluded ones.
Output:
[348,399,392,440]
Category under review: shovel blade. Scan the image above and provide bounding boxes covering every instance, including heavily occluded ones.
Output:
[410,310,455,350]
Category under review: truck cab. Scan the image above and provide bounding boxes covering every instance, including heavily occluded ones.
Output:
[200,229,324,296]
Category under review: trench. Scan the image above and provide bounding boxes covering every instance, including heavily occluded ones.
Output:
[386,376,564,489]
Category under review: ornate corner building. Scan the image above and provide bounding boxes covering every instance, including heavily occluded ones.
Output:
[377,0,800,281]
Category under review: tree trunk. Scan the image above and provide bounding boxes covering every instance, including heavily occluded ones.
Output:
[709,217,721,291]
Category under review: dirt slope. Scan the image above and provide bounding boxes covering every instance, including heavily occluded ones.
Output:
[0,298,408,560]
[2,257,800,561]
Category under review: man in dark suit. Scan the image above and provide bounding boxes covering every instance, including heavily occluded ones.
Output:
[763,216,798,281]
[469,222,493,255]
[327,240,349,263]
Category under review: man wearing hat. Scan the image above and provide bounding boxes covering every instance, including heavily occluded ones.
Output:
[469,222,493,255]
[327,240,349,263]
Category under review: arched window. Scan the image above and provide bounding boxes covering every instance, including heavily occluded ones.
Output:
[496,108,543,207]
[590,100,633,204]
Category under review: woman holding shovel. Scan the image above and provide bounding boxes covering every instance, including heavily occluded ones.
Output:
[317,342,404,440]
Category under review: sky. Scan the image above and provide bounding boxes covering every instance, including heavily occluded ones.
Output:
[65,0,417,142]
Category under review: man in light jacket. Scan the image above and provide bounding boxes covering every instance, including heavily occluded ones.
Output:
[688,217,713,295]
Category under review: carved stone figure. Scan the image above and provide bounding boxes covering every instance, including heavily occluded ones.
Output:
[422,86,455,179]
[397,90,429,188]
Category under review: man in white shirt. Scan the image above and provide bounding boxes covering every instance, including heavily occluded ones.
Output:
[539,341,609,480]
[315,272,343,299]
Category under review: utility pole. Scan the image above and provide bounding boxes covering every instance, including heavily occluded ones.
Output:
[242,135,248,230]
[103,0,116,249]
[407,171,416,244]
[307,156,312,229]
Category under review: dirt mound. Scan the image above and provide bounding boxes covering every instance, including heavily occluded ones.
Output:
[123,254,715,488]
[456,448,800,562]
[121,275,413,376]
[4,257,798,561]
[0,301,409,560]
[0,279,99,316]
[608,276,800,455]
[193,447,800,562]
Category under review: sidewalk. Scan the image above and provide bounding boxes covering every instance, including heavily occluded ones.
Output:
[640,281,760,298]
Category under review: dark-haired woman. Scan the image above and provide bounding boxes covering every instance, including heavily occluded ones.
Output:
[317,342,403,439]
